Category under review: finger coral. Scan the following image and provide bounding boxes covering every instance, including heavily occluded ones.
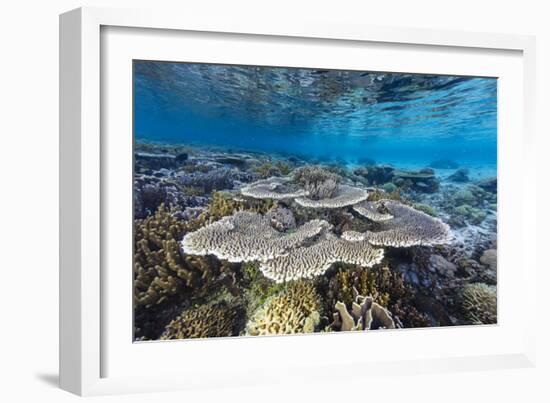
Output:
[461,283,497,325]
[181,211,331,263]
[160,301,244,340]
[344,200,451,247]
[245,281,321,335]
[331,288,395,331]
[258,234,384,283]
[327,266,429,328]
[134,204,218,307]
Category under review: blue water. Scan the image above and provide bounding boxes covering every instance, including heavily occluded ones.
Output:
[134,61,497,168]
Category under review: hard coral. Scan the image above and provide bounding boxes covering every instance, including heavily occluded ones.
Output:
[133,204,230,309]
[245,281,321,335]
[327,266,429,329]
[345,200,451,247]
[240,177,308,200]
[461,283,497,325]
[160,301,244,340]
[259,233,384,283]
[182,211,331,264]
[294,184,370,209]
[331,288,395,331]
[293,165,341,200]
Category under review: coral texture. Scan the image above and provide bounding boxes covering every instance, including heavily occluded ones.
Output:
[293,165,341,200]
[134,204,219,307]
[160,302,243,340]
[353,200,394,222]
[461,283,497,324]
[344,200,451,247]
[245,281,321,335]
[240,177,308,200]
[258,233,384,283]
[331,288,395,331]
[294,184,370,209]
[181,211,331,263]
[327,266,429,328]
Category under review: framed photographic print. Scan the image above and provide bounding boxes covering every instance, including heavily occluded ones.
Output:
[60,7,537,396]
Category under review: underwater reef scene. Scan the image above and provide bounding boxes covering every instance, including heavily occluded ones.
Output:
[133,61,497,341]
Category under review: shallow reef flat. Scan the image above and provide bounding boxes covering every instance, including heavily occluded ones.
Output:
[133,142,498,341]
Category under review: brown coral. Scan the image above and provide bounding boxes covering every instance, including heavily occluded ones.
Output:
[160,301,244,340]
[133,204,220,307]
[245,281,321,336]
[327,266,429,328]
[461,283,497,325]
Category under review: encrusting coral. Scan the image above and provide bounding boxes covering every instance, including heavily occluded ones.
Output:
[245,281,321,335]
[461,283,497,325]
[181,211,331,263]
[344,200,451,247]
[258,233,384,283]
[160,301,244,340]
[331,287,395,331]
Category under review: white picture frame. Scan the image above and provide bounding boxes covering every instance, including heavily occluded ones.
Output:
[59,6,538,396]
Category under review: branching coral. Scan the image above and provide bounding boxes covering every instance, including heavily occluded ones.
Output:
[245,281,321,335]
[240,177,308,200]
[326,266,429,328]
[344,200,451,247]
[182,211,331,263]
[206,191,275,222]
[461,283,497,325]
[160,301,244,340]
[258,233,384,283]
[293,165,341,200]
[294,184,370,209]
[331,288,395,331]
[134,204,221,307]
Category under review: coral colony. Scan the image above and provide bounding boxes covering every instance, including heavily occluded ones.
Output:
[133,62,498,341]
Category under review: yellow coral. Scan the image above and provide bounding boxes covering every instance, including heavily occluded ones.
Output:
[245,281,321,336]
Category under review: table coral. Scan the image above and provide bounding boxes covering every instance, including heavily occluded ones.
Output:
[294,184,370,209]
[182,211,331,263]
[245,281,321,335]
[240,177,308,200]
[258,233,384,283]
[344,199,451,247]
